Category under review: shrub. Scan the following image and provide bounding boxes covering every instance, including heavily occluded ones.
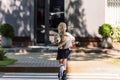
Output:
[0,23,14,38]
[0,48,7,60]
[113,27,120,42]
[98,23,114,38]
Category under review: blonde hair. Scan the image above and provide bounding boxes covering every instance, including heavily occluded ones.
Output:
[57,22,67,41]
[58,22,66,34]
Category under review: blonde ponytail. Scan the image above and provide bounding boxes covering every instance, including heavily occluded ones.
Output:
[57,22,67,41]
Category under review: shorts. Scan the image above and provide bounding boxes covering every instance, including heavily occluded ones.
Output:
[56,48,70,60]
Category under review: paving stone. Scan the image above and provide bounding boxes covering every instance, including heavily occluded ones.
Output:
[2,46,120,73]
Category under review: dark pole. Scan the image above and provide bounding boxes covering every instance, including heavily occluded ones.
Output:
[34,0,37,45]
[45,0,49,45]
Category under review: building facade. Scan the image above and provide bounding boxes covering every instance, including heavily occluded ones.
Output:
[0,0,117,46]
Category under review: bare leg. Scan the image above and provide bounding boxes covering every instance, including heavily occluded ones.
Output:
[62,59,67,70]
[59,58,67,70]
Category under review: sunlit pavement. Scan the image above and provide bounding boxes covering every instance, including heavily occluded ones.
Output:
[2,46,120,80]
[5,47,120,74]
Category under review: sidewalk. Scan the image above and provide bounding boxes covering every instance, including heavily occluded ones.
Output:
[1,46,120,74]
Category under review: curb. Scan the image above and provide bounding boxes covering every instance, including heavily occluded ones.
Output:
[0,67,59,73]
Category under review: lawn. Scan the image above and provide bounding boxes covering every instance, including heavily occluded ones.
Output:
[112,59,120,65]
[0,58,17,66]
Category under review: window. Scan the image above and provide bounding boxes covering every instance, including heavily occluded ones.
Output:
[107,0,120,7]
[49,0,64,28]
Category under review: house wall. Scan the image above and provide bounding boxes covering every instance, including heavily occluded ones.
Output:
[105,0,120,27]
[0,0,105,45]
[0,0,34,39]
[65,0,105,37]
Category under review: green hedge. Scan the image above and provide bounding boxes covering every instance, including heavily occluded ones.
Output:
[113,27,120,42]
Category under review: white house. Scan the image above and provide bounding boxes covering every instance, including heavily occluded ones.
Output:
[0,0,119,46]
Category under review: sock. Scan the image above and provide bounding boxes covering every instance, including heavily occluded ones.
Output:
[59,64,65,78]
